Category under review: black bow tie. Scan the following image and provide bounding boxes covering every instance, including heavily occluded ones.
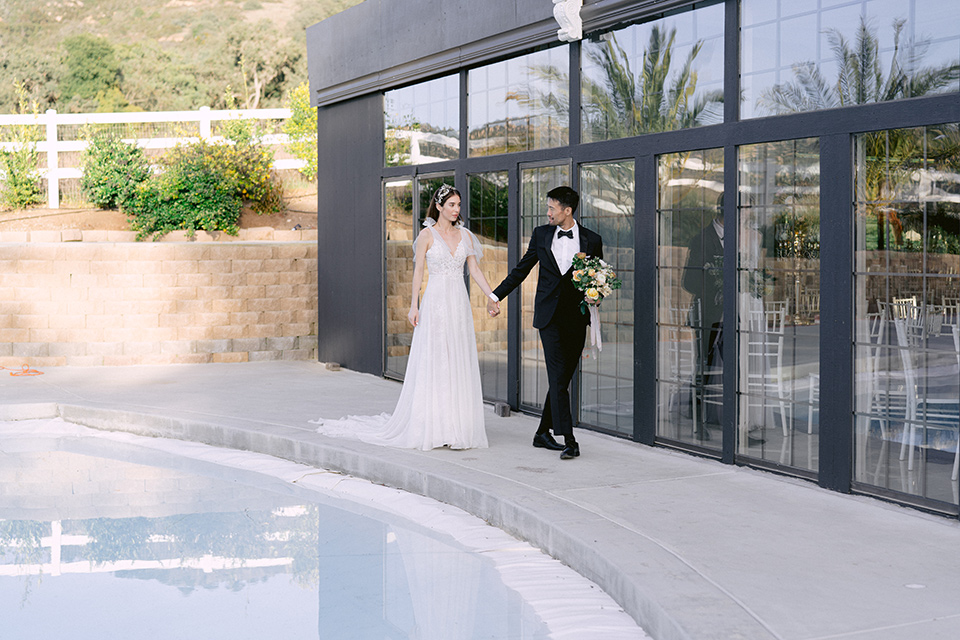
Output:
[557,229,574,240]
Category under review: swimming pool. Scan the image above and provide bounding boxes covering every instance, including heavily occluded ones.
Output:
[0,419,647,639]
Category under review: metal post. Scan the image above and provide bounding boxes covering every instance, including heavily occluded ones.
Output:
[45,109,58,209]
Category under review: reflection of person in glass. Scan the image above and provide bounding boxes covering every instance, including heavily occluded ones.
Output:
[487,186,603,460]
[682,193,724,438]
[314,185,494,450]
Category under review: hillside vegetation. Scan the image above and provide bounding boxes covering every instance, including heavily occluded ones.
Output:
[0,0,361,113]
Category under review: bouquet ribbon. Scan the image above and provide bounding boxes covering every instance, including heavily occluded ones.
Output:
[588,306,602,352]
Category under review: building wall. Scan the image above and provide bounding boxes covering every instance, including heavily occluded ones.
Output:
[316,93,385,374]
[0,242,318,367]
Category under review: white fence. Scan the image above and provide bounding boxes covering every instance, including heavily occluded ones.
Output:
[0,107,306,209]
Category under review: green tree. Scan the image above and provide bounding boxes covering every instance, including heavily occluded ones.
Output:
[282,82,317,181]
[0,83,43,209]
[61,34,122,103]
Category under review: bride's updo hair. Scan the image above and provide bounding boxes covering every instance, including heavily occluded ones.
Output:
[426,184,461,224]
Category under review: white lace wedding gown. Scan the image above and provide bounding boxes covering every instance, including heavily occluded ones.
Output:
[315,226,489,450]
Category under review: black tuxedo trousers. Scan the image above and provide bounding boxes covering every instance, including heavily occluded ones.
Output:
[493,224,603,439]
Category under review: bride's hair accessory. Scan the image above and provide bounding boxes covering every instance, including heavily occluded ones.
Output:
[434,184,454,205]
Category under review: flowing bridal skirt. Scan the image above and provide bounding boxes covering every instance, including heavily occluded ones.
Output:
[314,272,488,450]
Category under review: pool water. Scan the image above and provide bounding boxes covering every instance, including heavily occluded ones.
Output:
[0,419,647,639]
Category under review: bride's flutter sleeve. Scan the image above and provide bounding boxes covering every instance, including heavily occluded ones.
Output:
[462,227,485,262]
[412,218,436,262]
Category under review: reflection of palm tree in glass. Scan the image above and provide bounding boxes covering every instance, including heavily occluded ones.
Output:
[758,17,958,114]
[758,17,960,251]
[581,27,722,139]
[510,25,721,144]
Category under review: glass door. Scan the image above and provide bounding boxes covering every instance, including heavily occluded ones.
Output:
[518,162,571,411]
[468,172,510,402]
[383,178,414,379]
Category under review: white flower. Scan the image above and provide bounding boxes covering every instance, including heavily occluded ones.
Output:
[595,274,606,285]
[601,285,613,297]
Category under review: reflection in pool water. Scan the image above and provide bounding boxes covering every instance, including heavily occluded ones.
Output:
[0,419,647,639]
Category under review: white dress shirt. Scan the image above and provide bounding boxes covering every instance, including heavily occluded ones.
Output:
[552,221,580,274]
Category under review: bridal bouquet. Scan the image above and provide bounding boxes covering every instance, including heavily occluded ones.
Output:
[571,253,622,352]
[571,253,622,313]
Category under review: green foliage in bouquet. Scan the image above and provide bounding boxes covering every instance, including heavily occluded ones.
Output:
[571,252,622,314]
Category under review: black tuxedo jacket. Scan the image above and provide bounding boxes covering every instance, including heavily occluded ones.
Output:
[494,224,603,329]
[681,222,723,328]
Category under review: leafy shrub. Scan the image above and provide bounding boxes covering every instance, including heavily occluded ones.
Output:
[205,138,283,214]
[80,131,152,210]
[282,82,317,181]
[127,141,242,241]
[126,136,282,240]
[0,85,43,210]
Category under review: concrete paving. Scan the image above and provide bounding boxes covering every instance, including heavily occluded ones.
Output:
[2,360,959,640]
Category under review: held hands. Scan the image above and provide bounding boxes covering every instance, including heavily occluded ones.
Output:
[486,298,500,317]
[408,307,419,327]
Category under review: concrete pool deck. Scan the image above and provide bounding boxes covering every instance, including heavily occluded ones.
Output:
[2,360,959,640]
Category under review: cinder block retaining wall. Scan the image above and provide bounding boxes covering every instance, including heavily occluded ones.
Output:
[0,241,318,367]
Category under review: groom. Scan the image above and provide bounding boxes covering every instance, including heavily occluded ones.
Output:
[487,186,603,459]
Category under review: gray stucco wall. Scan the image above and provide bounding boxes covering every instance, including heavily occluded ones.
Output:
[315,92,385,374]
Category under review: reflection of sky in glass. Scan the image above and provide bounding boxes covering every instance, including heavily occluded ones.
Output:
[384,74,459,166]
[0,442,559,639]
[581,2,724,141]
[742,0,960,119]
[467,46,569,156]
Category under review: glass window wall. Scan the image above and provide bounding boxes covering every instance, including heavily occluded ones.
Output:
[384,74,459,167]
[468,172,510,402]
[854,123,960,509]
[579,161,636,435]
[657,148,724,450]
[737,139,821,472]
[581,1,724,142]
[384,179,415,379]
[519,163,571,410]
[742,0,960,119]
[468,47,569,157]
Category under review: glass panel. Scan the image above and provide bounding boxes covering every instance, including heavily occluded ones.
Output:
[468,46,569,156]
[416,173,456,227]
[854,124,960,510]
[737,137,821,473]
[384,178,414,379]
[384,74,459,166]
[579,160,635,436]
[581,1,724,142]
[468,172,510,402]
[385,173,454,381]
[742,1,960,119]
[656,148,724,450]
[519,163,571,410]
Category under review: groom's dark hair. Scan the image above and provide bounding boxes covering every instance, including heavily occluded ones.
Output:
[547,186,579,214]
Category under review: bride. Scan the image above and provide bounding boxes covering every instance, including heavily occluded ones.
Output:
[314,184,495,450]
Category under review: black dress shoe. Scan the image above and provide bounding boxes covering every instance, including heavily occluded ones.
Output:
[560,442,580,459]
[747,435,766,445]
[533,432,564,450]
